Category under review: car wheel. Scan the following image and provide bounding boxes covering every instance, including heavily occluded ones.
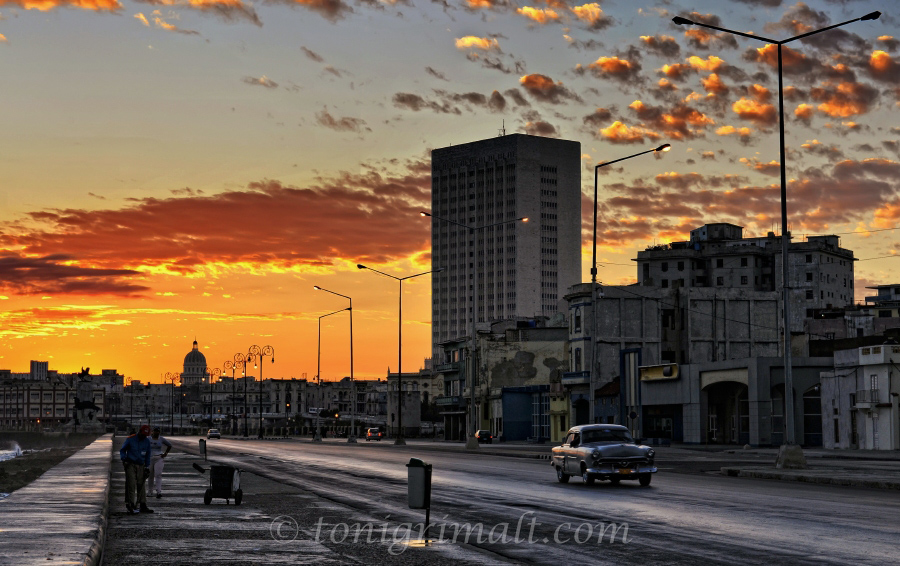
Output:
[556,466,570,484]
[609,478,621,485]
[234,489,243,505]
[203,488,212,505]
[639,474,652,487]
[581,465,595,486]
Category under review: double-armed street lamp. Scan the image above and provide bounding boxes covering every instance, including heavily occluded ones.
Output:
[673,11,880,459]
[224,353,246,436]
[314,285,357,443]
[247,345,274,439]
[590,144,671,426]
[314,305,351,441]
[358,264,444,445]
[421,211,529,449]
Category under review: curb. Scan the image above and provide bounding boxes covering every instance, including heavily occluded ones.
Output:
[84,434,113,566]
[720,466,900,490]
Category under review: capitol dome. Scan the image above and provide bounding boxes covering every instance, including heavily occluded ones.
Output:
[182,340,208,383]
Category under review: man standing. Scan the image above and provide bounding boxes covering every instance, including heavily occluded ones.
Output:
[120,424,153,514]
[147,427,172,499]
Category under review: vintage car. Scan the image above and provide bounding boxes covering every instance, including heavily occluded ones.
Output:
[551,424,657,486]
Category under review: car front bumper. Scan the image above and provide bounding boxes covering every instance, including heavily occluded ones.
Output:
[586,465,657,476]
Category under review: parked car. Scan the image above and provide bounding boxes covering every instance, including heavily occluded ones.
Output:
[475,430,493,444]
[551,424,657,486]
[366,428,383,441]
[207,428,221,439]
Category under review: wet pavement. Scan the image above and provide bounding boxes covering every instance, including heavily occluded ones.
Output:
[2,435,900,566]
[103,437,499,565]
[0,434,111,566]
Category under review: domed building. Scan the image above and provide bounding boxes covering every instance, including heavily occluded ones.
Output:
[181,339,208,387]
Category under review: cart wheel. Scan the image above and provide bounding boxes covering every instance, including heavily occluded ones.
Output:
[203,488,212,505]
[234,489,243,506]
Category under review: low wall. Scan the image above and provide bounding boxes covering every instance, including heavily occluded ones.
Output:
[0,431,100,449]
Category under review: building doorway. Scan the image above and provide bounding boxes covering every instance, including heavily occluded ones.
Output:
[803,384,823,447]
[704,382,749,444]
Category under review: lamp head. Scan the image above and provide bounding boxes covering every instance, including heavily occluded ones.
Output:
[313,285,321,290]
[861,11,881,21]
[420,211,431,217]
[656,143,672,152]
[357,264,367,270]
[672,16,693,25]
[521,217,529,223]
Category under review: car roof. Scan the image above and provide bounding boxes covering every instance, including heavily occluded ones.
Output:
[566,424,629,434]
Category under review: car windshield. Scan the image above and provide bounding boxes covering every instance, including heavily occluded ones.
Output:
[581,429,633,444]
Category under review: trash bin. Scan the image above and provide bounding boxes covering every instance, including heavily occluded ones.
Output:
[406,457,432,509]
[203,465,242,505]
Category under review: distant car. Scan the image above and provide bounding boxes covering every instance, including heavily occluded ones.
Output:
[366,428,383,441]
[207,428,221,439]
[551,424,657,486]
[475,430,493,444]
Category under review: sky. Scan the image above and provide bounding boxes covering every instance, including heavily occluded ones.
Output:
[1,0,898,384]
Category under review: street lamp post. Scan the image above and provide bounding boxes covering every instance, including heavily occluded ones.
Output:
[673,10,880,465]
[314,306,350,442]
[224,353,245,436]
[591,144,670,426]
[247,345,274,439]
[358,264,444,445]
[164,372,180,435]
[422,211,529,449]
[314,286,357,443]
[204,367,221,430]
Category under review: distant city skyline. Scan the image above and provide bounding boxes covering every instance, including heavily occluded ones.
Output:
[0,0,896,382]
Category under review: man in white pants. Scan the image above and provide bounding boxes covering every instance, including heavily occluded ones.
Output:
[148,427,172,499]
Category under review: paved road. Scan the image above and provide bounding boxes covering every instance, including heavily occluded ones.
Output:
[154,438,900,565]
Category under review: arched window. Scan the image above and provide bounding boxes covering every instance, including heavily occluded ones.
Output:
[574,307,582,333]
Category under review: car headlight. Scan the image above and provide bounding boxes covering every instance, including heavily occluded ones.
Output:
[591,450,601,460]
[647,449,655,458]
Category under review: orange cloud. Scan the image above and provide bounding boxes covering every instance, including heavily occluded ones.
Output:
[519,74,580,104]
[750,44,817,74]
[640,35,680,57]
[516,6,559,24]
[627,100,714,140]
[794,103,815,122]
[599,121,661,144]
[586,56,641,82]
[0,160,433,283]
[687,55,724,72]
[571,3,611,29]
[739,158,780,177]
[747,84,771,102]
[455,36,500,51]
[732,97,776,126]
[811,81,879,118]
[134,12,149,26]
[4,0,121,10]
[874,199,900,228]
[716,125,752,143]
[701,73,728,95]
[869,50,900,84]
[660,63,691,80]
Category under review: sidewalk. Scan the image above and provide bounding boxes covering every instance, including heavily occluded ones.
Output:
[102,439,498,565]
[0,434,112,566]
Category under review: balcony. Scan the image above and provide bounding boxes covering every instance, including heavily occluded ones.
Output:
[435,396,461,406]
[434,362,460,372]
[561,371,591,386]
[854,389,880,408]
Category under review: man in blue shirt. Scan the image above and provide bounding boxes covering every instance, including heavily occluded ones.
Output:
[120,424,153,513]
